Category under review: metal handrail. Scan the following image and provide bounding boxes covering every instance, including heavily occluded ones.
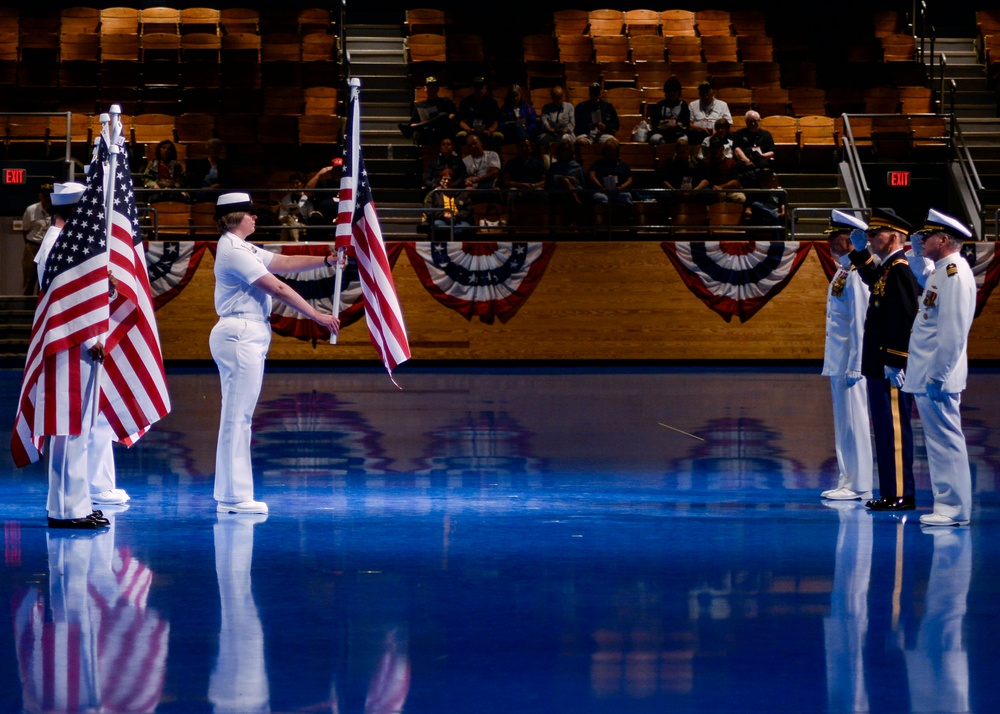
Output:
[838,114,870,208]
[790,206,871,241]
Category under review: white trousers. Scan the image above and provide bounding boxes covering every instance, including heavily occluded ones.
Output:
[210,318,270,504]
[46,353,99,519]
[915,393,972,522]
[830,376,874,493]
[89,415,117,494]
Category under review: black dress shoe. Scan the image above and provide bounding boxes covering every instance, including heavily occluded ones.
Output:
[867,496,915,511]
[48,516,108,530]
[88,511,111,526]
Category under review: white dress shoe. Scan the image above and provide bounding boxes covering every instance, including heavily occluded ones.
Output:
[919,513,969,527]
[822,487,872,501]
[217,500,269,514]
[91,489,130,505]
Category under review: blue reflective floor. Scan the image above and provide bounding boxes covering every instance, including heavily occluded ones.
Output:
[1,366,999,713]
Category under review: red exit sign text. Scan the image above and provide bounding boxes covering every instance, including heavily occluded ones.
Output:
[3,168,26,185]
[887,171,910,187]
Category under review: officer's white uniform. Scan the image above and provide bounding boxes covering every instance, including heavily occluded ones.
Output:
[36,227,121,507]
[210,230,274,506]
[822,253,873,497]
[903,247,976,524]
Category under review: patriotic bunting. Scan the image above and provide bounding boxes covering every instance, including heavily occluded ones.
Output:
[959,241,1000,317]
[403,241,557,324]
[661,240,813,323]
[145,240,210,309]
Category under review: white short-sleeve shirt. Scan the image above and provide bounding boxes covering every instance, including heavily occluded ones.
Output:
[214,232,274,321]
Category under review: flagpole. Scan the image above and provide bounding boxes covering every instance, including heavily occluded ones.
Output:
[330,77,362,345]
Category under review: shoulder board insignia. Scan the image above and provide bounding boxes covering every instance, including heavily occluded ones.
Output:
[946,263,958,277]
[890,258,908,267]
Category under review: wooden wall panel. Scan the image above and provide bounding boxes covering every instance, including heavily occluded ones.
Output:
[155,242,1000,362]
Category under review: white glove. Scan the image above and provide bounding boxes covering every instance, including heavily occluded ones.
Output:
[884,365,905,388]
[927,379,947,402]
[845,370,863,387]
[849,228,869,252]
[910,233,924,257]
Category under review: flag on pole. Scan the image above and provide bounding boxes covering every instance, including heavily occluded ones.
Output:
[100,136,171,442]
[11,130,170,467]
[336,77,411,380]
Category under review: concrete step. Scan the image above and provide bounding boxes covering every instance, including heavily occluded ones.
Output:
[351,75,409,91]
[345,38,405,53]
[777,173,840,189]
[357,87,412,104]
[783,187,844,204]
[966,146,1000,161]
[364,101,412,119]
[345,24,402,39]
[953,105,999,119]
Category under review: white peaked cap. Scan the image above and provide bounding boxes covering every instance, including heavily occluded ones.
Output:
[921,208,973,240]
[827,209,868,233]
[51,181,87,206]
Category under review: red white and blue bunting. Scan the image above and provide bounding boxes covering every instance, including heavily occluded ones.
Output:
[144,240,210,309]
[402,241,557,324]
[661,241,813,323]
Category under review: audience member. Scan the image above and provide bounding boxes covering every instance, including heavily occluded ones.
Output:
[277,173,314,241]
[647,77,690,146]
[698,137,744,204]
[399,76,457,146]
[303,157,343,224]
[423,136,467,190]
[461,134,501,191]
[656,136,700,205]
[499,85,538,145]
[545,140,585,206]
[733,110,776,188]
[141,140,185,194]
[587,138,633,205]
[743,172,787,238]
[574,83,620,145]
[699,118,734,160]
[185,138,229,201]
[688,81,732,143]
[423,169,473,238]
[536,86,576,146]
[21,183,51,296]
[456,77,503,146]
[501,138,546,191]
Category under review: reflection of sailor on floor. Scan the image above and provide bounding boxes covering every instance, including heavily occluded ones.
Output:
[210,513,271,713]
[823,501,873,712]
[905,528,971,713]
[11,515,169,713]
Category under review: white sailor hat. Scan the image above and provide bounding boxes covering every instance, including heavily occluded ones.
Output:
[825,209,867,235]
[215,191,257,219]
[916,208,972,241]
[50,181,87,206]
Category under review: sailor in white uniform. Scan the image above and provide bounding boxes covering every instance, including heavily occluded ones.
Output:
[902,209,977,527]
[820,210,874,501]
[211,192,341,514]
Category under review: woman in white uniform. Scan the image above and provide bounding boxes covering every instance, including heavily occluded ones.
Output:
[211,192,341,514]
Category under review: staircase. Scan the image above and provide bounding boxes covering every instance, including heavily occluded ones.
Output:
[925,36,1000,237]
[783,173,846,239]
[0,297,34,367]
[343,23,424,239]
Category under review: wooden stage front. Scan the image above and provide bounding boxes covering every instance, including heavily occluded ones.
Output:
[156,241,1000,363]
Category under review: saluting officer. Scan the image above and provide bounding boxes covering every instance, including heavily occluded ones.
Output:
[848,208,921,511]
[902,209,977,527]
[820,210,873,502]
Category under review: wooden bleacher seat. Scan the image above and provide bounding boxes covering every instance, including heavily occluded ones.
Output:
[60,7,100,35]
[257,115,298,144]
[148,202,191,236]
[669,61,708,90]
[910,115,950,160]
[405,8,451,36]
[788,87,826,117]
[446,33,484,63]
[60,33,99,63]
[708,60,744,90]
[298,115,340,145]
[553,9,589,36]
[742,61,781,88]
[752,87,790,117]
[625,10,660,37]
[601,61,637,89]
[604,86,642,115]
[635,61,670,91]
[899,86,933,114]
[215,114,256,144]
[870,115,912,160]
[140,7,180,35]
[142,32,181,64]
[695,10,732,37]
[298,8,333,36]
[175,113,216,143]
[670,203,709,230]
[180,8,220,35]
[262,33,302,62]
[873,11,900,36]
[594,35,629,63]
[101,34,140,61]
[523,34,557,62]
[630,36,666,63]
[264,87,304,115]
[666,36,702,63]
[798,115,838,166]
[408,33,445,63]
[181,32,221,62]
[221,33,261,62]
[220,8,260,36]
[100,7,140,36]
[864,86,902,113]
[702,35,738,63]
[738,36,773,62]
[304,87,337,115]
[881,34,916,62]
[780,61,817,88]
[660,10,696,37]
[588,9,624,37]
[302,33,335,62]
[761,115,798,165]
[731,11,767,36]
[132,113,175,144]
[558,35,594,64]
[825,87,864,116]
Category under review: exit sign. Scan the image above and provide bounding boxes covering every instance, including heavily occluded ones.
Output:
[887,170,911,187]
[3,168,26,185]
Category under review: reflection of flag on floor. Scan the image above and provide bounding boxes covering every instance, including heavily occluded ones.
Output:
[662,241,813,322]
[403,241,556,324]
[337,78,410,378]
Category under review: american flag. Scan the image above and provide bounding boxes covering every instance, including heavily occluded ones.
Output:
[11,134,170,467]
[336,78,411,381]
